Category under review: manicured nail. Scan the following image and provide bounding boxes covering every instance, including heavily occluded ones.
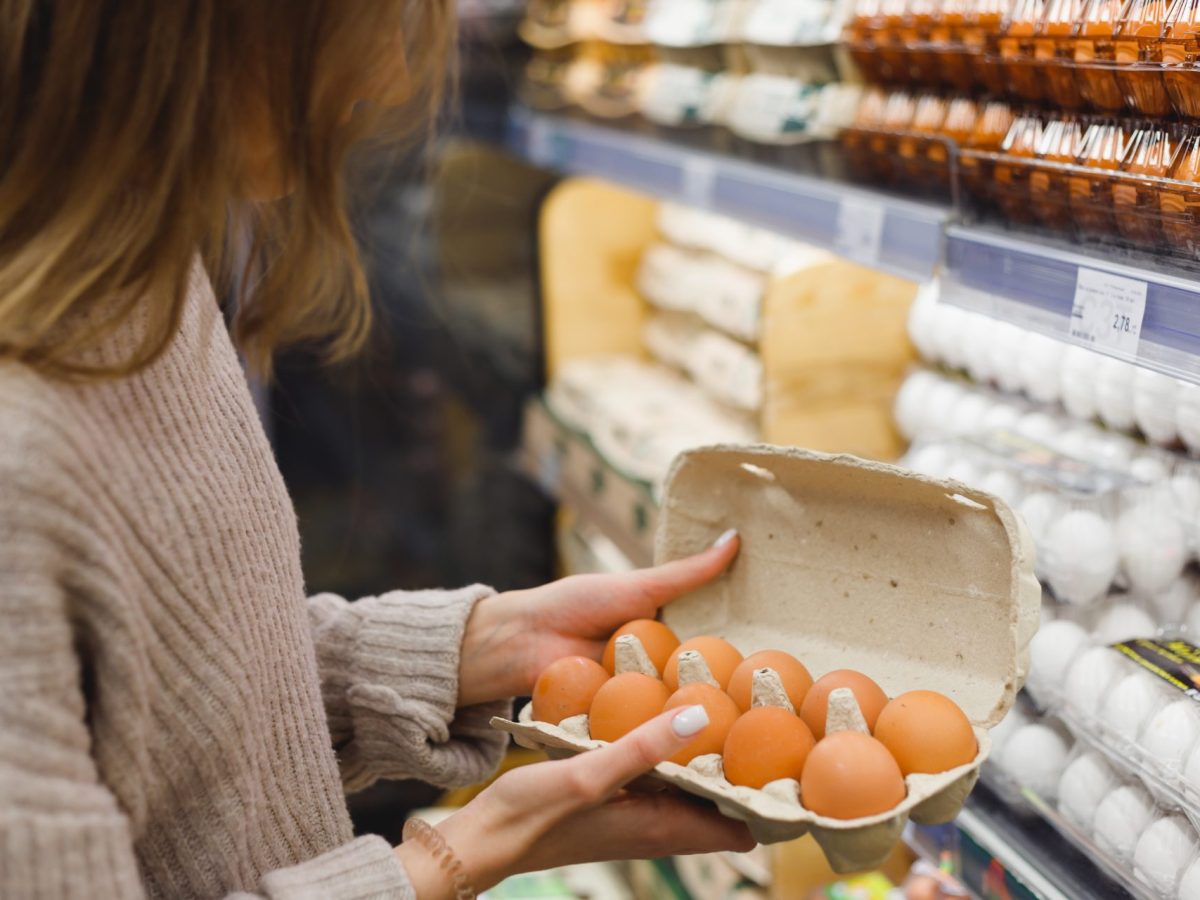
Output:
[672,705,710,737]
[713,528,738,548]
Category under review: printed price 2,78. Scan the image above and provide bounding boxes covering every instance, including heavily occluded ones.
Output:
[1113,313,1135,335]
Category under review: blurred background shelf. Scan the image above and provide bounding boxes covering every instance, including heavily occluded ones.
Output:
[507,107,951,283]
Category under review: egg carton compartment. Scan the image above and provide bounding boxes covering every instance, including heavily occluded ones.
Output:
[495,443,1041,873]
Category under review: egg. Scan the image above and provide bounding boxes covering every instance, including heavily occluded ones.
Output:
[948,393,992,437]
[1051,426,1094,462]
[988,703,1030,755]
[1057,751,1120,829]
[722,706,816,789]
[800,670,889,739]
[1129,452,1172,484]
[1188,602,1200,637]
[874,691,977,775]
[1015,411,1060,445]
[980,400,1023,434]
[799,731,906,819]
[601,619,680,675]
[1150,571,1200,624]
[1177,381,1200,454]
[1105,671,1169,742]
[1142,700,1200,773]
[907,285,940,361]
[663,636,743,691]
[728,650,813,712]
[1043,510,1118,605]
[1092,603,1157,645]
[924,382,967,439]
[663,682,741,766]
[997,723,1071,798]
[531,656,610,725]
[1184,741,1200,793]
[1094,784,1157,864]
[1180,857,1200,900]
[1018,333,1064,405]
[1027,619,1089,702]
[964,317,997,385]
[1064,646,1125,716]
[990,322,1025,395]
[1088,431,1136,469]
[1095,356,1138,431]
[1133,368,1181,446]
[906,443,953,477]
[978,469,1024,507]
[1135,815,1199,895]
[1060,345,1100,422]
[588,672,671,741]
[933,305,970,370]
[1019,491,1064,551]
[894,373,936,440]
[1117,503,1188,596]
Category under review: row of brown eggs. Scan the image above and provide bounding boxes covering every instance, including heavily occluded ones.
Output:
[531,619,980,820]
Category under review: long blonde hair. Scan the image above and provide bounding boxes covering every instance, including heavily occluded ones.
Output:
[0,1,454,379]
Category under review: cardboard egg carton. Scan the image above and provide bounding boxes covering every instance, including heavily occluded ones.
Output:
[493,444,1040,872]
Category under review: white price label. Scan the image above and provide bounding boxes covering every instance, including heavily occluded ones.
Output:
[1069,267,1148,356]
[680,156,716,208]
[834,197,886,266]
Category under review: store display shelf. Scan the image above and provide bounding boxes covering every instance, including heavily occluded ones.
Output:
[519,398,657,568]
[507,107,951,282]
[941,225,1200,384]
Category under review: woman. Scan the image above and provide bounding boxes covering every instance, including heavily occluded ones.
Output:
[0,3,755,898]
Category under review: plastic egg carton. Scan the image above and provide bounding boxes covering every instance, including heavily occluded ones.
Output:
[494,444,1040,873]
[906,281,1200,451]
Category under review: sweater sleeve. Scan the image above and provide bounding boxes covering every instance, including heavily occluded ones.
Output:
[308,586,512,793]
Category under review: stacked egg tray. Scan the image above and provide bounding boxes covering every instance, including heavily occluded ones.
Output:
[493,444,1040,872]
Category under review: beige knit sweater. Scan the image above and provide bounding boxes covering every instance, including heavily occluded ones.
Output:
[0,264,511,899]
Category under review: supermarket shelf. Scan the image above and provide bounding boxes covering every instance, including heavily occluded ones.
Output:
[941,225,1200,383]
[519,398,657,568]
[507,107,951,282]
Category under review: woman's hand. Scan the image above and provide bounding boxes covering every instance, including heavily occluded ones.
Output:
[458,530,739,707]
[395,705,756,898]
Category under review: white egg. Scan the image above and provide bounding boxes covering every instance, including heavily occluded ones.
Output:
[1134,815,1200,896]
[1093,603,1158,645]
[948,392,993,437]
[1061,345,1100,422]
[934,305,970,371]
[1129,452,1172,485]
[907,284,941,362]
[988,703,1031,755]
[944,458,982,487]
[906,443,953,477]
[1179,857,1200,900]
[1027,620,1090,703]
[1019,333,1066,405]
[1044,510,1119,605]
[1041,595,1059,623]
[1064,646,1126,717]
[1095,356,1138,432]
[1188,602,1200,637]
[1185,741,1200,795]
[980,401,1023,434]
[1117,504,1188,596]
[1015,411,1061,445]
[1177,381,1200,454]
[894,372,937,440]
[1088,431,1136,469]
[1151,572,1200,625]
[1105,671,1170,742]
[1171,473,1200,553]
[1019,491,1064,548]
[924,381,967,439]
[1051,426,1094,462]
[1143,700,1200,773]
[964,315,998,385]
[998,723,1072,798]
[1133,368,1181,446]
[1057,751,1121,829]
[990,322,1026,396]
[979,469,1025,507]
[1094,784,1157,864]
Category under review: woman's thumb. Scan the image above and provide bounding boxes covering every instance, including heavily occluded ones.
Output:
[577,706,710,800]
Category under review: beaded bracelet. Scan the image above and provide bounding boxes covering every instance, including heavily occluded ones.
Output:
[401,818,477,900]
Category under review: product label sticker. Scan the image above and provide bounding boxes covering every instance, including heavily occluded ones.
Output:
[639,64,717,126]
[963,430,1141,495]
[742,0,834,45]
[1112,639,1200,702]
[726,75,821,142]
[835,196,886,268]
[1069,267,1148,357]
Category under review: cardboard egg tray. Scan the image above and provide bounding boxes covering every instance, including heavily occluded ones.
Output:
[493,444,1040,872]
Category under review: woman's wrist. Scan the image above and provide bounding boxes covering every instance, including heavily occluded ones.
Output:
[457,592,533,707]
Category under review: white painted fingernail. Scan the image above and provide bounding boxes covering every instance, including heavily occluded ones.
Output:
[672,705,709,737]
[713,528,738,548]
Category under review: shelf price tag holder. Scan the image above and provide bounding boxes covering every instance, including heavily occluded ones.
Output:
[1068,266,1148,358]
[834,195,886,268]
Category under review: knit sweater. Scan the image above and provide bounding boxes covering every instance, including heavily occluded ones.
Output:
[0,264,511,899]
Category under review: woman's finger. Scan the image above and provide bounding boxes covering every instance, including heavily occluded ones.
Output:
[572,705,712,800]
[627,529,740,610]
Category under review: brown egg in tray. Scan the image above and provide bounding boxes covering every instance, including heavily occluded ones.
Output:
[492,445,1040,872]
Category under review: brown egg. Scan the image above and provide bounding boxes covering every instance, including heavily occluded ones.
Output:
[874,690,978,775]
[588,673,672,742]
[728,650,814,712]
[800,731,906,819]
[532,656,610,725]
[662,636,743,691]
[723,707,816,789]
[663,683,741,766]
[800,669,889,739]
[601,619,681,675]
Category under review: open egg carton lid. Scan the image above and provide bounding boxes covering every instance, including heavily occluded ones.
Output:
[493,444,1041,872]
